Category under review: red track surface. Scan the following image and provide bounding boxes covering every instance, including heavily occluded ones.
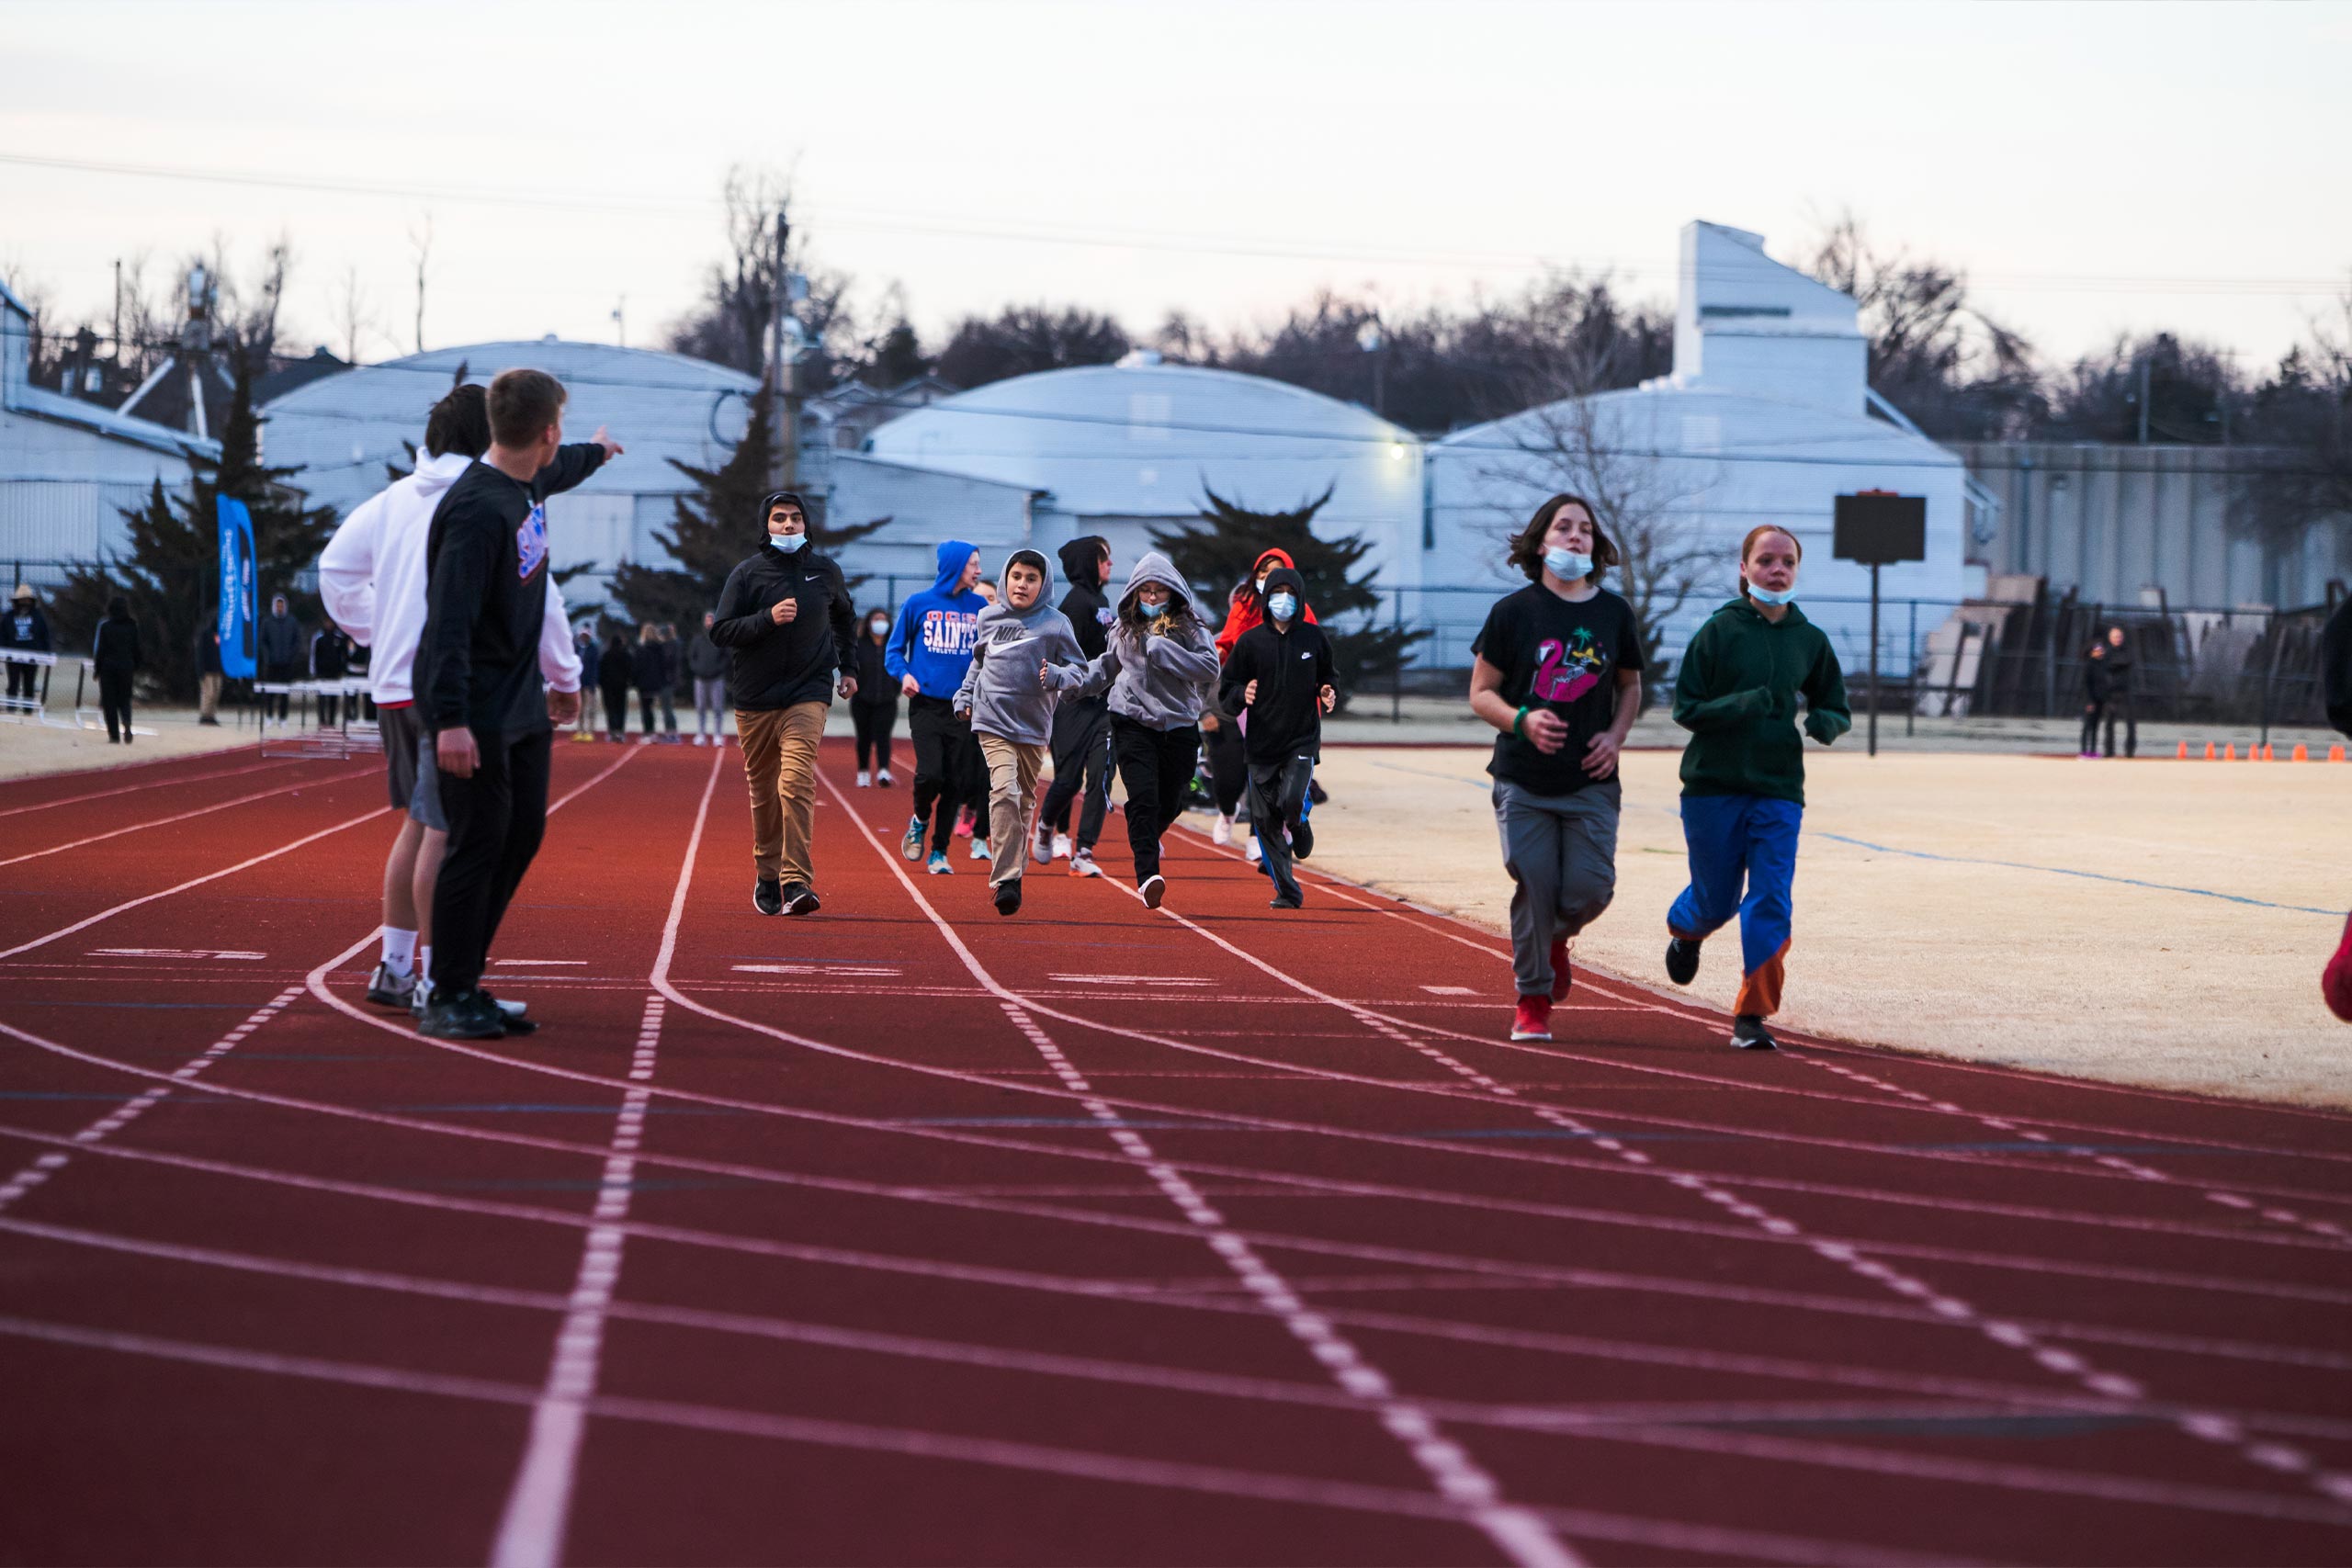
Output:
[3,739,2349,1566]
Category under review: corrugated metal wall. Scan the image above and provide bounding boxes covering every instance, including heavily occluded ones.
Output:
[0,479,166,564]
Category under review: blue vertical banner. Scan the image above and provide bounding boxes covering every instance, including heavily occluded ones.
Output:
[217,495,257,679]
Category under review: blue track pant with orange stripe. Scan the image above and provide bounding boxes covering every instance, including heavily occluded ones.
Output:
[1667,793,1802,1017]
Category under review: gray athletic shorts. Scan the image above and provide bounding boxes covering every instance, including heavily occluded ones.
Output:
[379,705,424,807]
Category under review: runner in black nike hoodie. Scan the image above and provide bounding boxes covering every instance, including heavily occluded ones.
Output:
[415,373,613,1038]
[1216,566,1334,908]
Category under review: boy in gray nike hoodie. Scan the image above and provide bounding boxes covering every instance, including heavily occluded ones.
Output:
[955,548,1089,913]
[1046,551,1220,906]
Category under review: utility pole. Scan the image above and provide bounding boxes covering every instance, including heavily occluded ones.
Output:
[2136,355,2151,446]
[768,208,793,492]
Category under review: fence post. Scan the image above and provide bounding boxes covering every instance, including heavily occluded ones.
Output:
[1905,597,1917,738]
[1391,587,1403,724]
[2258,611,2283,750]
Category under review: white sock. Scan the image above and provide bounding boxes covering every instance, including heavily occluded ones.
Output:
[416,945,433,989]
[381,927,416,976]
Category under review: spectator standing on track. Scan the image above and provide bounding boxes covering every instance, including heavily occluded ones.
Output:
[5,583,51,710]
[92,594,141,743]
[319,379,608,1017]
[257,593,302,728]
[711,489,857,919]
[1467,495,1645,1043]
[311,619,352,729]
[631,623,669,742]
[196,624,223,726]
[659,623,685,739]
[685,611,729,746]
[414,367,615,1041]
[1661,523,1849,1052]
[1034,536,1115,876]
[955,547,1086,916]
[2320,595,2352,1023]
[1048,551,1220,909]
[887,539,988,875]
[572,624,601,740]
[1219,565,1335,910]
[598,627,634,742]
[850,604,899,786]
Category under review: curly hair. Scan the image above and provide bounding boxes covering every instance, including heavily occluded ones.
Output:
[1505,494,1620,584]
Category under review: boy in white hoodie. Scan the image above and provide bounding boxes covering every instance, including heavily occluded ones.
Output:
[953,548,1088,916]
[317,382,616,1012]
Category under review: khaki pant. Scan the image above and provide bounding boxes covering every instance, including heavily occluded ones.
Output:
[738,703,827,886]
[978,733,1047,887]
[198,671,221,721]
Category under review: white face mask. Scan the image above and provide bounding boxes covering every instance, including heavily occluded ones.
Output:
[868,618,888,635]
[1265,592,1298,622]
[1137,595,1170,616]
[1747,580,1796,606]
[771,533,807,554]
[1544,547,1592,581]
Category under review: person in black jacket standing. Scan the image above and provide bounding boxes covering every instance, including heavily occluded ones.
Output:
[415,367,619,1039]
[1033,535,1114,874]
[711,490,857,916]
[92,594,141,743]
[1217,566,1334,908]
[257,593,302,726]
[598,627,634,741]
[311,620,352,728]
[850,603,899,785]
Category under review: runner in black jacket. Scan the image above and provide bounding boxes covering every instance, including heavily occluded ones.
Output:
[1035,535,1115,873]
[1216,566,1334,907]
[414,367,617,1039]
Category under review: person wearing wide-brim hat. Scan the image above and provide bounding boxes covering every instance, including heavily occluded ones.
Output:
[3,584,50,710]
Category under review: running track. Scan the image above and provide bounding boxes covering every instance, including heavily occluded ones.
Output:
[2,740,2349,1565]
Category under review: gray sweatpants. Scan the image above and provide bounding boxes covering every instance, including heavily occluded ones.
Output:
[694,677,728,736]
[1492,779,1621,998]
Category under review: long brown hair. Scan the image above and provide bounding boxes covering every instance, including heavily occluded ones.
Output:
[1507,493,1620,584]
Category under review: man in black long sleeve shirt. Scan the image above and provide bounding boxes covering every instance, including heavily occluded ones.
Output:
[414,368,620,1038]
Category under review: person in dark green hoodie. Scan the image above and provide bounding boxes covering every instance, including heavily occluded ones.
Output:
[1663,524,1849,1051]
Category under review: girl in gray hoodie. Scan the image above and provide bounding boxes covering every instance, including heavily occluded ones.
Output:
[954,548,1088,915]
[1046,551,1220,908]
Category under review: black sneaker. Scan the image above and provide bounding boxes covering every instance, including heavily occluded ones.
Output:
[752,876,784,916]
[364,961,416,1010]
[1730,1014,1779,1051]
[419,988,507,1040]
[480,990,537,1035]
[1289,819,1313,861]
[781,882,821,916]
[1140,874,1166,909]
[1665,936,1702,986]
[993,878,1023,917]
[1270,890,1303,910]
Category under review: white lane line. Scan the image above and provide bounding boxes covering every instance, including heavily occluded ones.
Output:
[0,755,300,819]
[495,960,591,967]
[730,963,901,977]
[0,767,372,870]
[90,948,267,960]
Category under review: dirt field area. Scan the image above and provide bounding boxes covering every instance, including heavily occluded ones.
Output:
[1287,744,2352,1110]
[0,705,265,782]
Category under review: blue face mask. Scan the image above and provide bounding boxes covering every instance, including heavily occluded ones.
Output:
[1265,592,1297,622]
[771,532,807,554]
[1747,580,1796,606]
[1544,547,1592,581]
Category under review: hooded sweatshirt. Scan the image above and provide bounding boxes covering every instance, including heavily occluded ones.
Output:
[4,597,50,655]
[320,448,591,705]
[953,548,1089,746]
[884,539,988,699]
[708,527,856,712]
[1672,597,1851,806]
[1214,547,1320,663]
[1050,551,1221,730]
[1056,536,1114,662]
[1217,567,1335,763]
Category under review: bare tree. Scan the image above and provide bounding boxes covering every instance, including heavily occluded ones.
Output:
[329,262,375,366]
[2234,278,2352,575]
[408,214,434,354]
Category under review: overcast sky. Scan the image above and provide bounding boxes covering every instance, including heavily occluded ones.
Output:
[5,0,2347,377]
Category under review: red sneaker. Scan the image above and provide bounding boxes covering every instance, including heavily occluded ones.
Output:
[1510,994,1553,1042]
[1549,937,1572,1002]
[2324,912,2352,1024]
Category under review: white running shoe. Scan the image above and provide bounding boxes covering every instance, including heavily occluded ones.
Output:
[1051,832,1071,861]
[1212,814,1234,847]
[1244,836,1262,864]
[1032,818,1054,864]
[856,770,871,786]
[876,769,894,785]
[1069,850,1101,878]
[970,837,991,862]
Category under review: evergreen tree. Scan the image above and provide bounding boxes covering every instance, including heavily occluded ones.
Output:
[608,378,884,630]
[1150,484,1427,713]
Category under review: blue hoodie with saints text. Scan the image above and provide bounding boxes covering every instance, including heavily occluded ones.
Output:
[884,538,988,699]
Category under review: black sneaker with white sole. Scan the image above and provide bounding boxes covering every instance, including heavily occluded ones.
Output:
[1140,874,1166,909]
[418,988,507,1040]
[364,962,416,1009]
[780,881,821,916]
[1665,936,1702,986]
[752,876,784,916]
[993,878,1023,917]
[1730,1014,1779,1051]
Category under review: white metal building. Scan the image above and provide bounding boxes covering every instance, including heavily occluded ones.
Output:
[1427,221,1990,674]
[829,352,1425,602]
[260,339,760,607]
[0,278,216,579]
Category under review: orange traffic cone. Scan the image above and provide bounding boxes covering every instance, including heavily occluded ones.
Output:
[2224,743,2236,761]
[2177,740,2189,760]
[2203,741,2216,760]
[2294,743,2309,761]
[2333,745,2347,763]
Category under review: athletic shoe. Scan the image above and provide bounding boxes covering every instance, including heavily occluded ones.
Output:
[1212,814,1234,846]
[1549,937,1573,1002]
[419,989,506,1040]
[1140,874,1165,909]
[753,876,785,916]
[695,734,708,748]
[901,816,925,862]
[1665,936,1702,986]
[1069,850,1102,878]
[492,996,528,1021]
[955,806,976,839]
[1510,994,1553,1042]
[1051,832,1070,861]
[1270,891,1303,910]
[876,769,894,786]
[927,852,954,875]
[364,962,416,1010]
[1730,1014,1780,1051]
[970,837,991,862]
[411,987,429,1022]
[1244,836,1262,865]
[1307,778,1329,806]
[856,769,870,786]
[1033,818,1054,864]
[994,878,1023,917]
[1290,819,1313,861]
[780,882,821,916]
